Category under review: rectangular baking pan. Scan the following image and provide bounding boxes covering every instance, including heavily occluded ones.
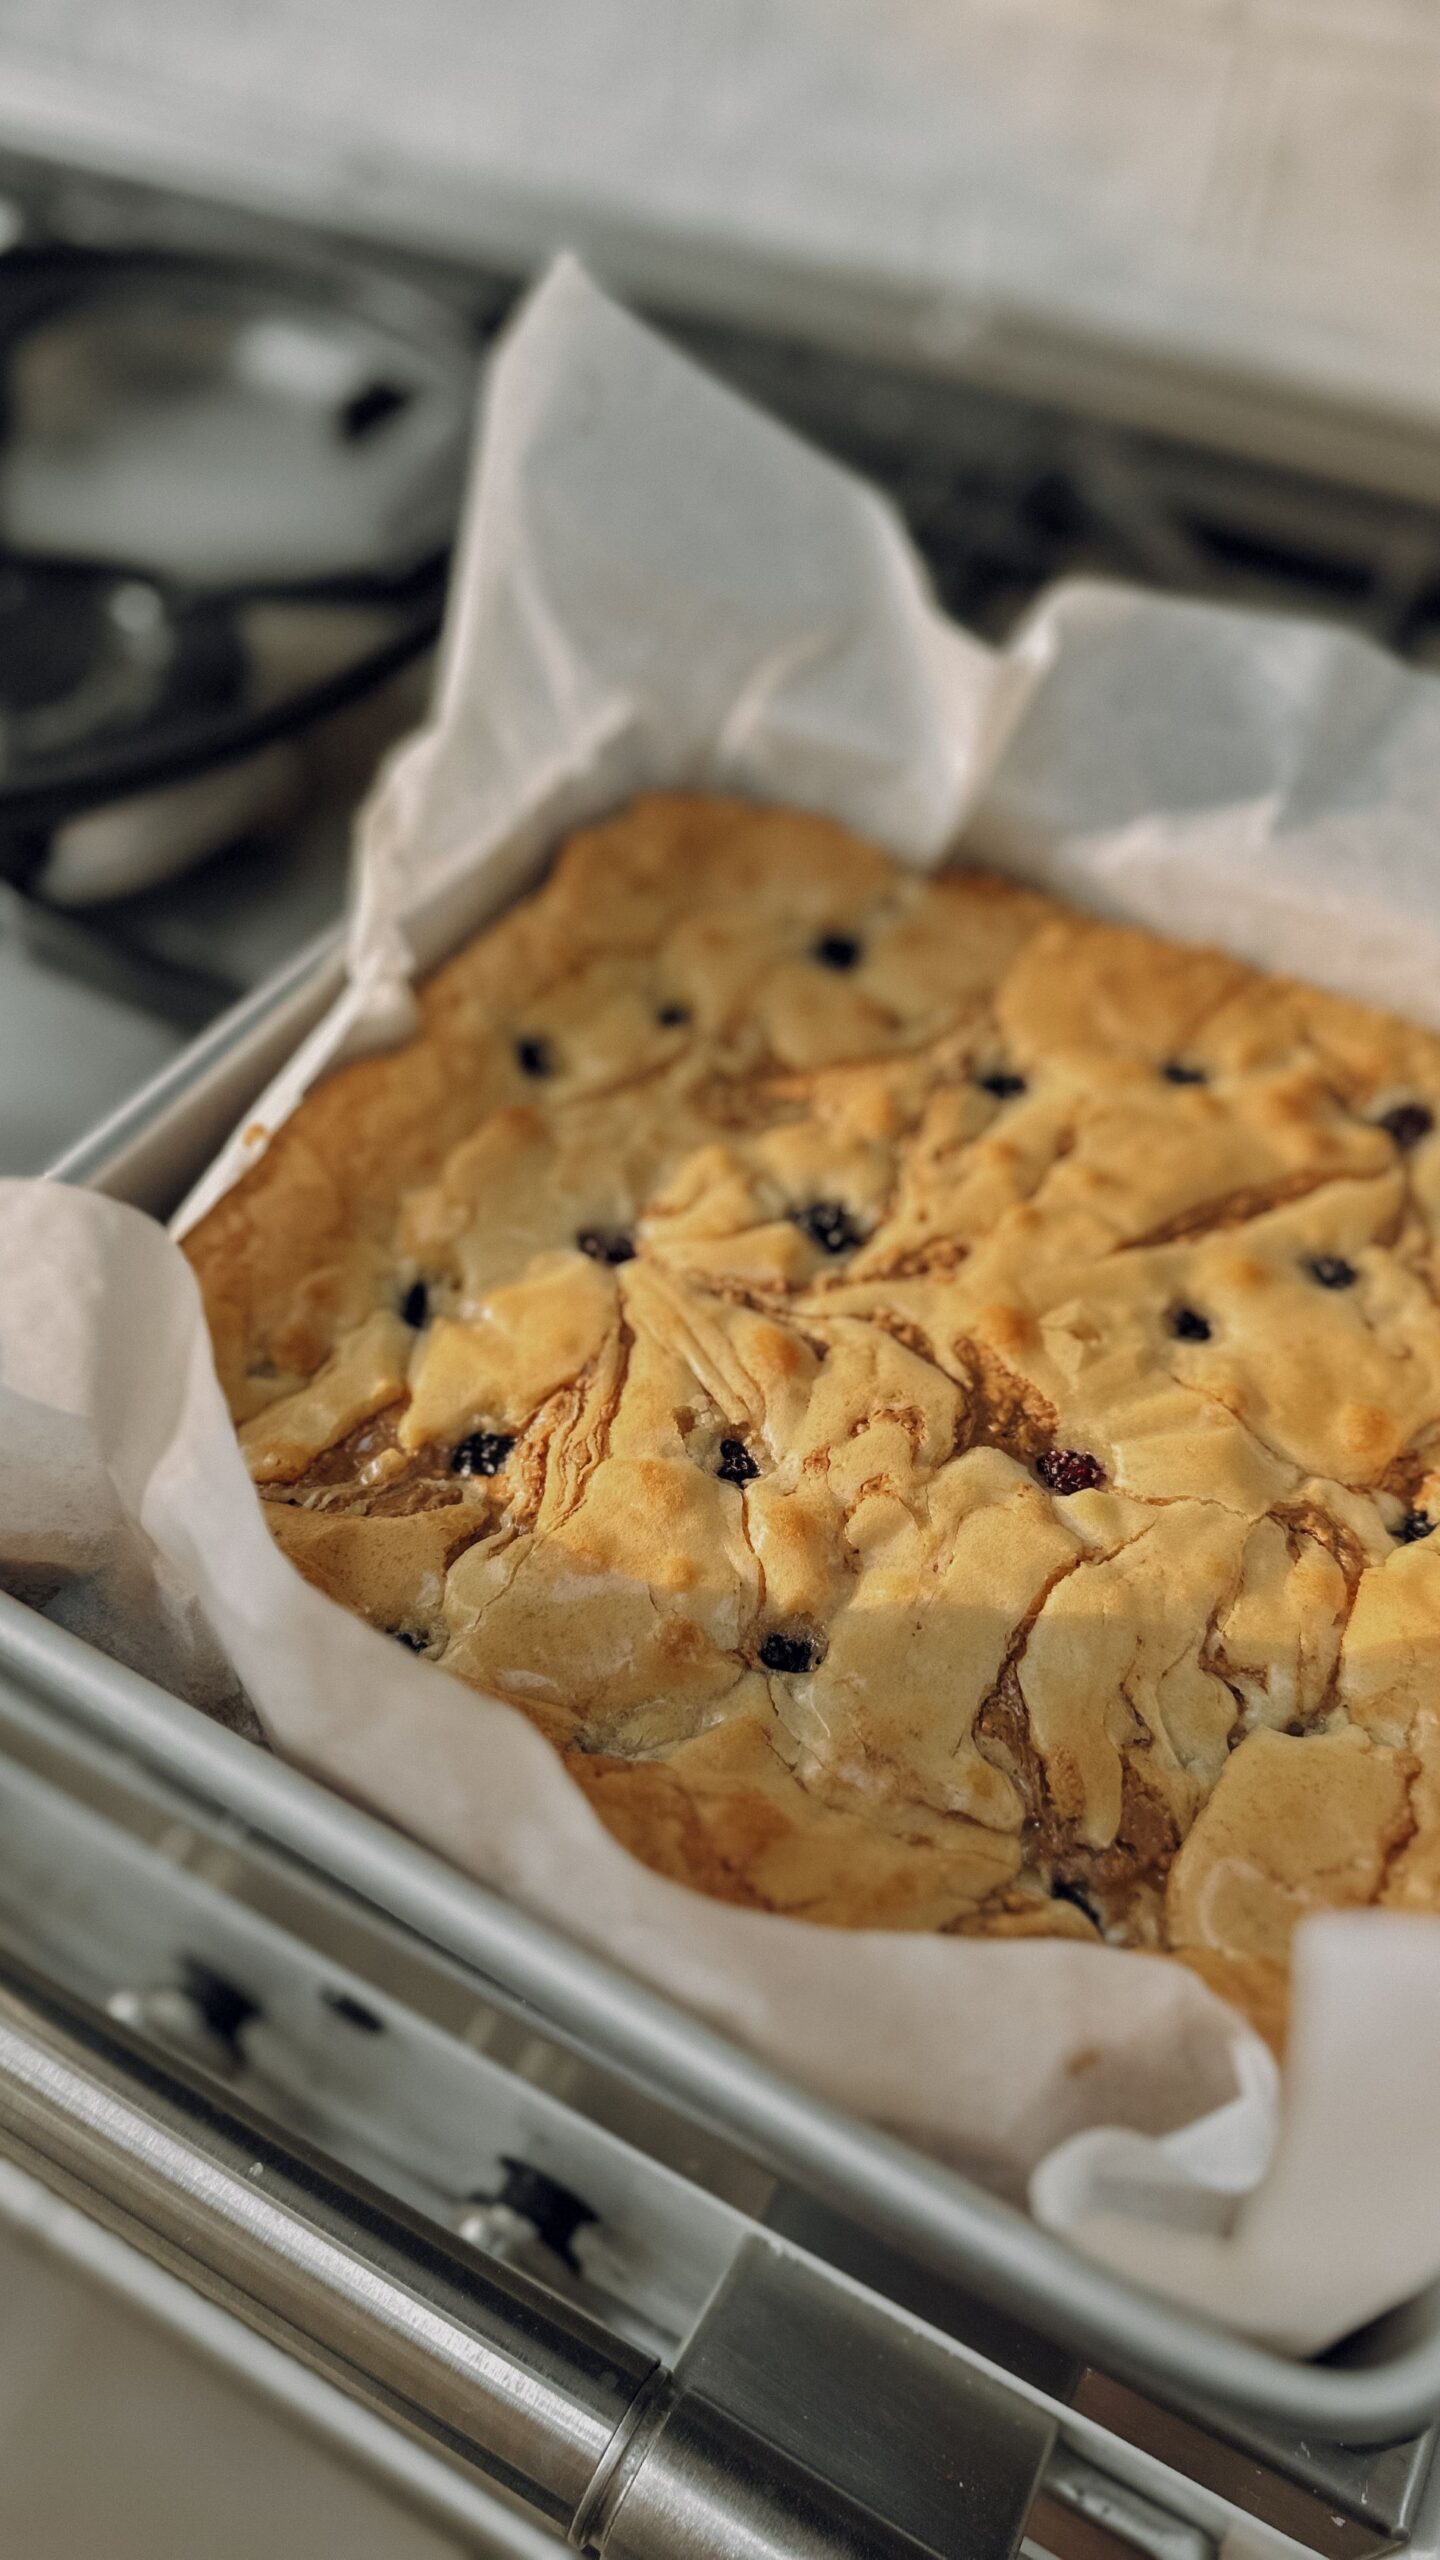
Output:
[20,936,1440,2446]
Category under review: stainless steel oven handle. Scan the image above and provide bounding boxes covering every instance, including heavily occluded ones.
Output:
[0,1986,1024,2557]
[0,1986,652,2536]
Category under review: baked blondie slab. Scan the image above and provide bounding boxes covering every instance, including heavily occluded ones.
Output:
[186,794,1440,2042]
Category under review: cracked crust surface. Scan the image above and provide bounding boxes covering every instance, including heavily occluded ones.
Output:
[186,794,1440,2043]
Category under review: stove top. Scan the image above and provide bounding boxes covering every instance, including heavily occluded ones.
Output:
[10,146,1440,1177]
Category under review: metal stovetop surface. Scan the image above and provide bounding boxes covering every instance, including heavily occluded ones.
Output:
[10,143,1440,1170]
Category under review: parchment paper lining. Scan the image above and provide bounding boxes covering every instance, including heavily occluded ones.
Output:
[7,260,1440,2353]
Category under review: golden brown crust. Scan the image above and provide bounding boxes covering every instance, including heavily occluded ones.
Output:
[187,793,1440,2032]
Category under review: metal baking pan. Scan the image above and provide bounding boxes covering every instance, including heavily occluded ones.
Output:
[18,937,1440,2445]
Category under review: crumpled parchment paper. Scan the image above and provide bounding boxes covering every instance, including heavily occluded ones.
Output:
[7,258,1440,2354]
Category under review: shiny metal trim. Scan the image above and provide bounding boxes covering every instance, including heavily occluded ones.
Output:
[0,1969,1078,2560]
[0,1981,652,2529]
[1040,2450,1213,2560]
[592,2391,932,2560]
[647,2231,1057,2560]
[0,2152,567,2557]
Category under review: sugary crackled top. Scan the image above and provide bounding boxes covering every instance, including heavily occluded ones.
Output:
[187,794,1440,2044]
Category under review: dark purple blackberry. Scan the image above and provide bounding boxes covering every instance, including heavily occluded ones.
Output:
[977,1069,1027,1101]
[453,1431,515,1478]
[400,1280,429,1329]
[1050,1877,1102,1926]
[1036,1449,1106,1495]
[1161,1060,1206,1086]
[717,1438,760,1486]
[760,1631,819,1675]
[1397,1511,1435,1544]
[812,932,861,971]
[1169,1306,1211,1342]
[794,1200,863,1256]
[1307,1254,1357,1291]
[1380,1102,1434,1150]
[656,1002,690,1027]
[515,1035,554,1078]
[576,1228,637,1266]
